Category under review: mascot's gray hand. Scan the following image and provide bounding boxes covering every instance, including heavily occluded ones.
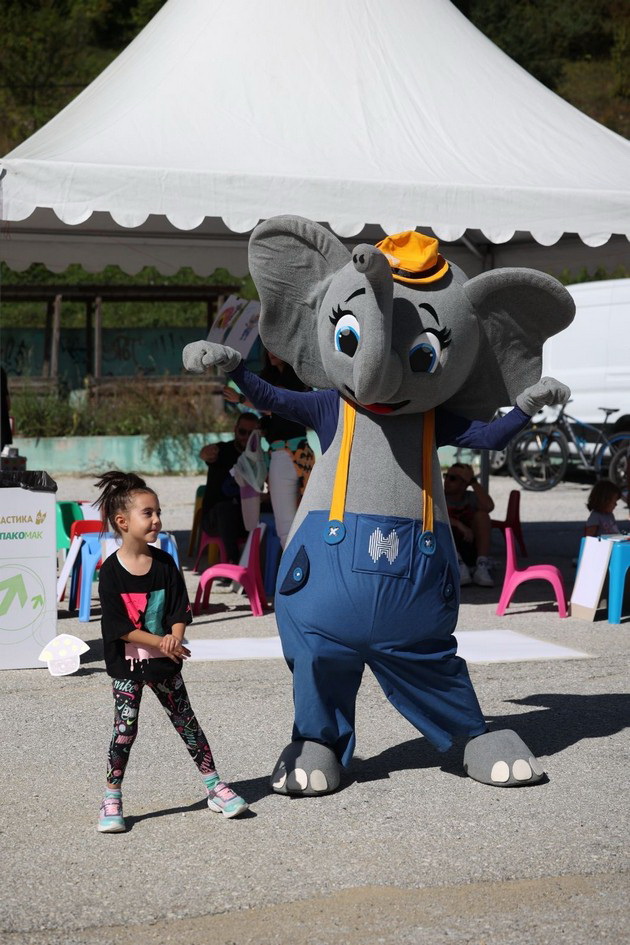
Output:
[182,341,242,374]
[516,376,571,416]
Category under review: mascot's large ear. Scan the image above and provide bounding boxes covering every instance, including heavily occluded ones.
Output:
[443,269,575,420]
[248,215,350,388]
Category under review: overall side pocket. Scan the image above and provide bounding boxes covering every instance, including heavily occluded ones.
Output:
[278,545,310,595]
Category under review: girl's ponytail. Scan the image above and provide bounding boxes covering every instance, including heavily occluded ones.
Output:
[94,471,154,534]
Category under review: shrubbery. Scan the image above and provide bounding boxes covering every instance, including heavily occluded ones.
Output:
[11,384,233,439]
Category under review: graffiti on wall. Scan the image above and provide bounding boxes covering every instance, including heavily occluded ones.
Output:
[1,328,210,385]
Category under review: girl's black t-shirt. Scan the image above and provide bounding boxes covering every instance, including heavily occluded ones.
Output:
[98,547,192,681]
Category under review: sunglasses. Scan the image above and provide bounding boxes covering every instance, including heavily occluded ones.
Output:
[236,426,256,436]
[443,473,466,483]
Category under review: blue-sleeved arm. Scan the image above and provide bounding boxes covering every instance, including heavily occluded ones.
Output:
[435,405,531,450]
[230,364,340,453]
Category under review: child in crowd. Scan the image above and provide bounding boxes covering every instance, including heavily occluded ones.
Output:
[584,479,622,537]
[95,471,248,832]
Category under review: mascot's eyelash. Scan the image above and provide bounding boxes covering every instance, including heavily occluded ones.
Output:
[425,326,452,349]
[330,305,353,325]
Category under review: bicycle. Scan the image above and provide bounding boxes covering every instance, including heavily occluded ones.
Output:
[506,403,630,491]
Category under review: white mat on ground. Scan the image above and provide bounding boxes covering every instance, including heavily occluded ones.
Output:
[187,630,590,664]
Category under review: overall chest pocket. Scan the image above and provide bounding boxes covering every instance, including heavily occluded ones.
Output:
[351,516,415,579]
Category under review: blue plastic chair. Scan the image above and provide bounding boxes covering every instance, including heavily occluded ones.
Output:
[73,533,104,622]
[159,532,180,569]
[607,540,630,624]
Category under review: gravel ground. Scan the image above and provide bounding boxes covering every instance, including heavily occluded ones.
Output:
[2,473,628,945]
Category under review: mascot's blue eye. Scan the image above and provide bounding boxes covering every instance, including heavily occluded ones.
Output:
[409,339,439,374]
[334,313,360,358]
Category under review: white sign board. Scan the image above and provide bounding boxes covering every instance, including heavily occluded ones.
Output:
[570,536,613,621]
[0,486,57,668]
[207,295,250,345]
[223,300,261,357]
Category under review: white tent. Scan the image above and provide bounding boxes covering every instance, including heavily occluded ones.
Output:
[1,0,629,277]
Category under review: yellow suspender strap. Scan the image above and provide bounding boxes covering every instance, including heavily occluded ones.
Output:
[421,408,435,533]
[330,402,435,533]
[330,399,356,522]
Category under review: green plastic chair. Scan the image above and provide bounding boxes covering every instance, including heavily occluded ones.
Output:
[56,500,84,554]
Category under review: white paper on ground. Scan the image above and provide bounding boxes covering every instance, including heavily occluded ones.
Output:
[187,630,590,664]
[455,629,590,663]
[188,636,283,661]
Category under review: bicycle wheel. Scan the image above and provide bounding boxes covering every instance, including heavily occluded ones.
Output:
[608,439,630,490]
[595,430,630,476]
[507,428,569,491]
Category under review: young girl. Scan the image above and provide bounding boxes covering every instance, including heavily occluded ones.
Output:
[585,479,622,537]
[95,471,248,832]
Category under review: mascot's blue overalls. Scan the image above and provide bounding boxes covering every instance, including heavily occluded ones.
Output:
[274,401,487,766]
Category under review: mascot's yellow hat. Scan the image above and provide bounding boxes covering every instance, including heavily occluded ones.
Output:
[375,231,449,285]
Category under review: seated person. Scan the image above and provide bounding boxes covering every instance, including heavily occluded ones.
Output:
[225,350,314,548]
[199,412,259,565]
[443,462,495,587]
[585,480,622,537]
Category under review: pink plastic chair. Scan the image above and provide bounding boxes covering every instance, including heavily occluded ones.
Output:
[193,525,268,617]
[491,489,528,556]
[193,529,229,573]
[496,527,568,617]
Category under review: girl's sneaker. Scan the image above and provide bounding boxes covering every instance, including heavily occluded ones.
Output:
[97,790,126,833]
[206,781,248,819]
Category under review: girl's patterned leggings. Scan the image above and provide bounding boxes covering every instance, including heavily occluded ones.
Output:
[107,673,215,786]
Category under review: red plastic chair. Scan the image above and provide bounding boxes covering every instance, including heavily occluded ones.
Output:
[70,520,104,540]
[194,525,268,617]
[491,489,528,556]
[68,520,104,609]
[496,527,568,617]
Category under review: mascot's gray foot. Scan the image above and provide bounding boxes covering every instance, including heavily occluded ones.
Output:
[463,729,546,787]
[270,740,341,796]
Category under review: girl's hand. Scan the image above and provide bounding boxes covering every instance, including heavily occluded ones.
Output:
[452,520,474,543]
[159,635,191,661]
[223,386,240,404]
[461,464,476,486]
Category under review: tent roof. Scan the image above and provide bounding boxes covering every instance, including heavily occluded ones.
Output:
[1,0,629,275]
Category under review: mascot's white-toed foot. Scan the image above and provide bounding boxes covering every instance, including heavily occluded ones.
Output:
[270,740,341,796]
[463,730,546,787]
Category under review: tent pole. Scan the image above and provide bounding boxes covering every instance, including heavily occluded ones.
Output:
[42,300,53,378]
[93,297,102,379]
[50,294,62,381]
[85,300,93,379]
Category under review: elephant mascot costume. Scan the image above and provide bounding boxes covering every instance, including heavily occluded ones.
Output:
[184,215,575,795]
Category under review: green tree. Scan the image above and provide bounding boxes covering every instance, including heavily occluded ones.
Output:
[453,0,611,91]
[0,0,114,153]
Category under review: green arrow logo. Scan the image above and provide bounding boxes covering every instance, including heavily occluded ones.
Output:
[31,595,44,609]
[0,575,28,616]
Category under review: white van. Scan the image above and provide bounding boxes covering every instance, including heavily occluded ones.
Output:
[542,278,630,433]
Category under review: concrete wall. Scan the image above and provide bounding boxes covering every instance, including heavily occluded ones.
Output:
[13,432,463,477]
[13,432,234,476]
